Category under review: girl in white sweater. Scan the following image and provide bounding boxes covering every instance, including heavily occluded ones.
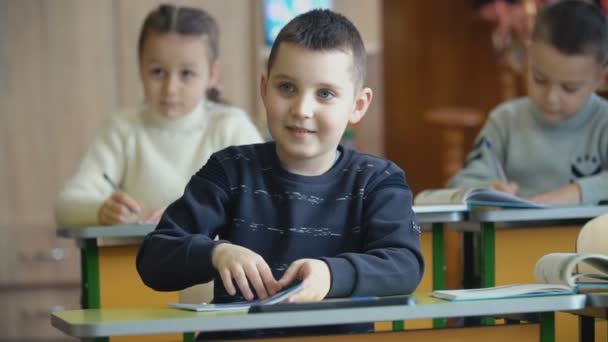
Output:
[56,4,263,227]
[55,4,263,306]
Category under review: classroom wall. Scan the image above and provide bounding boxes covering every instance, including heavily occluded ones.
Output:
[382,0,526,194]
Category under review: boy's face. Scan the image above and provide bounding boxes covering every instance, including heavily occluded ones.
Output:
[139,32,219,119]
[527,41,606,123]
[261,43,371,173]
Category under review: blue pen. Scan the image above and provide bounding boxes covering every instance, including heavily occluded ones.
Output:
[103,173,121,192]
[482,137,508,183]
[103,173,139,214]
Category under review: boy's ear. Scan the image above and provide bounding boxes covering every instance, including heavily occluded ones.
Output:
[596,64,608,90]
[208,61,221,88]
[349,87,373,124]
[260,73,268,103]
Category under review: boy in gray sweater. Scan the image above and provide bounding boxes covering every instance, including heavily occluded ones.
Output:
[449,0,608,205]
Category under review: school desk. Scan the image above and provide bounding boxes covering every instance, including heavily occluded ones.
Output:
[577,292,608,342]
[412,204,468,329]
[58,207,466,337]
[57,224,189,342]
[460,205,608,340]
[51,293,587,342]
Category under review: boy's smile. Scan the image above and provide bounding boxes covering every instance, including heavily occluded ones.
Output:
[260,43,371,176]
[286,125,317,137]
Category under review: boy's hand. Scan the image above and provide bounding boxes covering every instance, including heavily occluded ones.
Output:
[489,180,518,194]
[97,192,142,225]
[527,182,581,205]
[278,259,331,302]
[211,243,280,301]
[137,206,167,224]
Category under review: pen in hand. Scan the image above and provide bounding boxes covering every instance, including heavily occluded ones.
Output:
[482,137,508,183]
[102,173,140,214]
[103,173,121,192]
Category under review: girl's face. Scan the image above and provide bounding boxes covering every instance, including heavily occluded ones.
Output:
[139,32,219,119]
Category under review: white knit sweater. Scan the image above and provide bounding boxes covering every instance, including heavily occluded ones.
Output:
[56,100,264,226]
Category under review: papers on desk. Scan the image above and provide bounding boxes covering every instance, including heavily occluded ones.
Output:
[431,284,575,301]
[169,302,251,312]
[413,204,468,213]
[432,252,608,301]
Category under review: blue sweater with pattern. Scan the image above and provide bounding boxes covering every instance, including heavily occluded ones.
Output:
[137,142,424,304]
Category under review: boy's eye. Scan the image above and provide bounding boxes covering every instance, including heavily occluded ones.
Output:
[278,82,295,93]
[317,89,335,100]
[562,85,578,93]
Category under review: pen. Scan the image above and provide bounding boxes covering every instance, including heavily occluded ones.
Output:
[482,137,508,183]
[103,173,121,192]
[103,173,139,214]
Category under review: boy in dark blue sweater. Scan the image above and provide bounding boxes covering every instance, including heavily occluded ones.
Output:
[137,8,424,339]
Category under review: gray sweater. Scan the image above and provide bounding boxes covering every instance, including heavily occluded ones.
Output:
[449,94,608,205]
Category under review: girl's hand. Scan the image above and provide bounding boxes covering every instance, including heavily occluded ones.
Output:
[137,206,167,224]
[489,180,518,194]
[211,243,280,300]
[278,259,330,302]
[97,192,142,225]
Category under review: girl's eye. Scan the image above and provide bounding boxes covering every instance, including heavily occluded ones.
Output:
[318,89,335,100]
[533,75,547,85]
[150,67,165,78]
[180,70,195,79]
[278,82,295,93]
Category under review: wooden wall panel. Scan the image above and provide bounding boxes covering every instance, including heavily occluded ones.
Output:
[45,1,118,224]
[383,0,507,194]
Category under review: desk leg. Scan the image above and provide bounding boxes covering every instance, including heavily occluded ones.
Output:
[80,239,108,342]
[432,223,447,329]
[462,232,477,289]
[480,223,495,326]
[81,239,101,309]
[391,320,405,331]
[579,315,595,342]
[539,312,555,342]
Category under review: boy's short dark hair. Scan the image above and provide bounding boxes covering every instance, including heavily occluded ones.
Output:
[532,0,608,64]
[266,9,367,90]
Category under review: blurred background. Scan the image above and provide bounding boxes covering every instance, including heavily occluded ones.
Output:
[0,0,539,340]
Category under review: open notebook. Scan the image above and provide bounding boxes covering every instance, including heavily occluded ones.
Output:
[414,188,549,209]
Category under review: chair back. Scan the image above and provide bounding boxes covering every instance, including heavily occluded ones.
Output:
[576,214,608,275]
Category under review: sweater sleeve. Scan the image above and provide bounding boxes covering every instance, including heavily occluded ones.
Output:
[213,106,265,147]
[136,156,230,291]
[54,113,129,227]
[321,171,424,297]
[448,108,509,189]
[577,172,608,204]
